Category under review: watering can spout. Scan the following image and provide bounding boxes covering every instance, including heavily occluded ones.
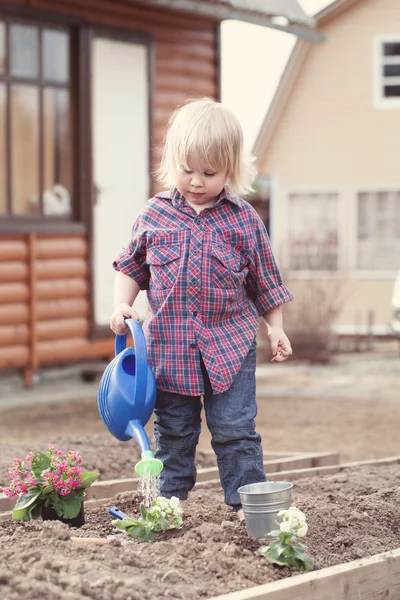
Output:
[125,419,151,453]
[125,420,162,477]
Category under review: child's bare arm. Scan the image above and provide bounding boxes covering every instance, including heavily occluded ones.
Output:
[262,306,292,363]
[110,272,141,334]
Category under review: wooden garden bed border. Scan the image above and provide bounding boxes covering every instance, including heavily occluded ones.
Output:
[1,453,399,517]
[208,548,400,600]
[0,450,340,512]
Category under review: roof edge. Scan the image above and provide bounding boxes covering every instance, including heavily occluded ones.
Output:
[127,0,324,42]
[315,0,361,24]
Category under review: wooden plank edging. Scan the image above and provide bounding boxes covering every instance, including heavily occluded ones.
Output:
[0,452,340,511]
[2,454,400,513]
[207,548,400,600]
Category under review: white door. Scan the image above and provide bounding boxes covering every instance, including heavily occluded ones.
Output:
[91,34,149,326]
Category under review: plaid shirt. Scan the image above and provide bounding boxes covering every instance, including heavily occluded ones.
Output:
[113,187,293,395]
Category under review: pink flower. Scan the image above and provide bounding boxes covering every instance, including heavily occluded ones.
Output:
[25,452,35,464]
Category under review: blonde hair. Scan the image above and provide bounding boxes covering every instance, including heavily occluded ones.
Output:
[156,98,257,196]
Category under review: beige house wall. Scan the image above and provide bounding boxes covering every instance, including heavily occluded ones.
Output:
[257,0,400,332]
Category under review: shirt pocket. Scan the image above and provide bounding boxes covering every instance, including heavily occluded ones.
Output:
[146,244,181,290]
[211,242,247,290]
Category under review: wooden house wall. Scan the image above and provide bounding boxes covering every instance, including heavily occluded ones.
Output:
[0,0,219,381]
[29,0,219,179]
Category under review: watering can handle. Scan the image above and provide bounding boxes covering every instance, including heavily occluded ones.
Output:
[115,318,145,357]
[114,319,149,408]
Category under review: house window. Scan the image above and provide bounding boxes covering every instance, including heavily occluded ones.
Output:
[374,36,400,107]
[288,192,339,271]
[357,191,400,271]
[0,19,73,218]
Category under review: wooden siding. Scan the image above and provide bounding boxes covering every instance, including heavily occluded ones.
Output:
[0,234,114,380]
[0,0,219,380]
[257,0,399,331]
[21,0,219,184]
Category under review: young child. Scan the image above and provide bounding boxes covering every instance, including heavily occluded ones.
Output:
[110,98,293,520]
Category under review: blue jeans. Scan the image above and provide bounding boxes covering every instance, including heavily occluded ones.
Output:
[153,339,266,509]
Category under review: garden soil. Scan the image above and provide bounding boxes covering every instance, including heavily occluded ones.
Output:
[1,464,400,600]
[1,346,400,600]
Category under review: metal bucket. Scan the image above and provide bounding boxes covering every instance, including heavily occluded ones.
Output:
[237,481,293,539]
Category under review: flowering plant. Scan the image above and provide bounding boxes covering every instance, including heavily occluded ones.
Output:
[113,496,183,542]
[259,506,314,571]
[0,445,99,521]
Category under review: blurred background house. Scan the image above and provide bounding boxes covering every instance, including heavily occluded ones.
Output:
[0,0,320,384]
[254,0,400,346]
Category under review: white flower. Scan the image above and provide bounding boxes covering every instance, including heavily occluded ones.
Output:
[278,506,308,537]
[279,521,292,533]
[297,523,308,537]
[288,516,300,529]
[287,507,306,524]
[150,505,161,513]
[169,497,180,509]
[155,497,169,509]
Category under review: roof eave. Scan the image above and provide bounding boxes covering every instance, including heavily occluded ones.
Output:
[127,0,325,43]
[225,14,325,43]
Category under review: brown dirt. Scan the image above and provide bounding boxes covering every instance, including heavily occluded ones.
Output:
[1,385,400,599]
[1,392,400,485]
[1,465,400,600]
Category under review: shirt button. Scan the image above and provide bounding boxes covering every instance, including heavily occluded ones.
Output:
[192,311,197,317]
[191,278,198,285]
[190,343,196,349]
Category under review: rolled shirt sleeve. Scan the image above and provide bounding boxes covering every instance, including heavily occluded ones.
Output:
[245,214,293,315]
[112,218,150,290]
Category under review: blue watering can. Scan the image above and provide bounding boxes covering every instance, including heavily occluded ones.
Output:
[98,318,163,478]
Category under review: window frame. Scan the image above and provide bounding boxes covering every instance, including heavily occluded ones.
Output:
[372,34,400,110]
[350,186,400,278]
[0,6,87,233]
[283,186,345,279]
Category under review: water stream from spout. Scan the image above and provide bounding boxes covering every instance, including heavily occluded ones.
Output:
[138,474,160,507]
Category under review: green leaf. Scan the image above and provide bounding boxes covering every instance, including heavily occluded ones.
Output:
[140,503,148,520]
[265,529,281,538]
[159,516,168,531]
[113,517,141,531]
[12,507,29,521]
[48,492,64,517]
[294,541,309,552]
[127,524,146,537]
[30,504,43,520]
[80,472,99,488]
[264,553,290,567]
[140,527,155,542]
[14,489,42,511]
[292,544,314,571]
[300,554,314,572]
[32,452,51,472]
[59,492,82,519]
[267,539,288,561]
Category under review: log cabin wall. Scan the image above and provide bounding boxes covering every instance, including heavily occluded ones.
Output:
[0,234,114,383]
[29,0,220,189]
[0,0,219,382]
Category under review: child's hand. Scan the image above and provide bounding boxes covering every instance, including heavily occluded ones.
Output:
[110,303,140,335]
[267,327,292,363]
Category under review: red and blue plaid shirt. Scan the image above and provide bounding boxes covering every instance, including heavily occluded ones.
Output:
[113,187,293,395]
